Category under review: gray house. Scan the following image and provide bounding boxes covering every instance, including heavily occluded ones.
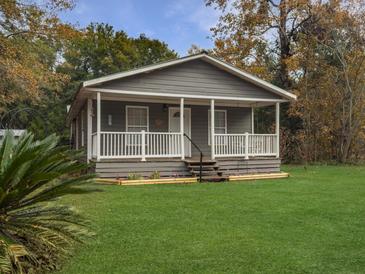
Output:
[67,53,296,179]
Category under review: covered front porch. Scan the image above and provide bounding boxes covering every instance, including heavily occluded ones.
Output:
[84,91,281,162]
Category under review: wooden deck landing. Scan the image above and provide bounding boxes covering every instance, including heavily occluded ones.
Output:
[98,177,197,186]
[97,172,289,186]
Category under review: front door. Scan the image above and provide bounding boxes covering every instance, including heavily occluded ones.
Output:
[169,107,191,157]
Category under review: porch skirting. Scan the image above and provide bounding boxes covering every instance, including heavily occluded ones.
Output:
[217,158,281,176]
[93,160,190,178]
[92,158,281,179]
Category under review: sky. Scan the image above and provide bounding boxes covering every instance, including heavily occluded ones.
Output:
[59,0,220,56]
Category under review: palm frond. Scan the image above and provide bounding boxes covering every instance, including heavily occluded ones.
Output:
[0,131,98,273]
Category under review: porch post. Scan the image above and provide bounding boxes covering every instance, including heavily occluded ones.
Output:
[70,121,73,148]
[87,98,92,163]
[245,132,249,160]
[141,130,146,161]
[210,99,215,160]
[96,92,101,161]
[180,98,185,160]
[251,107,255,134]
[275,102,280,158]
[75,117,79,150]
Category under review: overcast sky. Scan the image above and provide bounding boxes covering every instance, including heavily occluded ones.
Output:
[60,0,220,56]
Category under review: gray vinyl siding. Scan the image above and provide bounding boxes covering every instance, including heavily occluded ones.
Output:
[97,60,281,100]
[92,101,169,133]
[91,100,252,157]
[190,106,251,157]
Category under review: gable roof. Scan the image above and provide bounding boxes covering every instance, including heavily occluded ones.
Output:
[82,53,296,101]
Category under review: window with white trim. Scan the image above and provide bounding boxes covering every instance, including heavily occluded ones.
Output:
[208,110,227,145]
[126,106,149,132]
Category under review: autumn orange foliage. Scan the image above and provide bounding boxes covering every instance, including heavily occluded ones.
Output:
[207,0,365,163]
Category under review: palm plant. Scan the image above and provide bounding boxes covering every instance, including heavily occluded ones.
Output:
[0,131,96,273]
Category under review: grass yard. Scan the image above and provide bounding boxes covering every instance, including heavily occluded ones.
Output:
[59,165,365,273]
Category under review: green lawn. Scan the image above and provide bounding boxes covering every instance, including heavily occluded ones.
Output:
[59,165,365,274]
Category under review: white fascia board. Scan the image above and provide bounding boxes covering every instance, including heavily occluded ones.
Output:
[85,88,288,103]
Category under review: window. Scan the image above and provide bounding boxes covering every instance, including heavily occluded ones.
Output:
[208,110,227,145]
[126,106,149,132]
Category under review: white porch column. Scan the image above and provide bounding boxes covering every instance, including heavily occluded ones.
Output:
[210,99,215,160]
[75,117,79,150]
[96,92,101,161]
[275,102,280,158]
[251,107,255,134]
[141,130,146,161]
[180,98,185,160]
[70,122,73,148]
[245,132,249,160]
[87,98,92,163]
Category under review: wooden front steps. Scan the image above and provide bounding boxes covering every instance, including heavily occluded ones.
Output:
[184,159,227,182]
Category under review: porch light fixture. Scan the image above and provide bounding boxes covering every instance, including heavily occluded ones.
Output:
[162,104,168,112]
[108,114,112,126]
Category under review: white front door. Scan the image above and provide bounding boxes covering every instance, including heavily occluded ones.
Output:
[169,107,191,157]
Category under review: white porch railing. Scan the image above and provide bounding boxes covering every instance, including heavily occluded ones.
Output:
[249,134,277,156]
[214,133,277,158]
[145,132,182,158]
[91,131,182,160]
[91,131,277,160]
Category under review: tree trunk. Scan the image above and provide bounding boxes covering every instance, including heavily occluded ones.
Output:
[278,0,291,89]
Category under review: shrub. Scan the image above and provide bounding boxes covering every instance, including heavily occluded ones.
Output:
[127,173,143,180]
[0,131,96,273]
[149,171,160,179]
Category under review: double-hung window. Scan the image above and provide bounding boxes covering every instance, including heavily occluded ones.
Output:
[126,106,149,132]
[208,110,227,145]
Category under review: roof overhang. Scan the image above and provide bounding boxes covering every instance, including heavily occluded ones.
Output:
[83,53,296,101]
[67,53,297,123]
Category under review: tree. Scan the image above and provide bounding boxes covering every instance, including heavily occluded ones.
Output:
[0,131,96,273]
[205,0,313,88]
[187,44,204,55]
[133,34,178,67]
[291,1,365,162]
[0,0,77,113]
[207,0,365,163]
[58,23,177,83]
[205,0,312,151]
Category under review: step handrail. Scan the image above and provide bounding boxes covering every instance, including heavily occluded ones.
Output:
[184,133,203,182]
